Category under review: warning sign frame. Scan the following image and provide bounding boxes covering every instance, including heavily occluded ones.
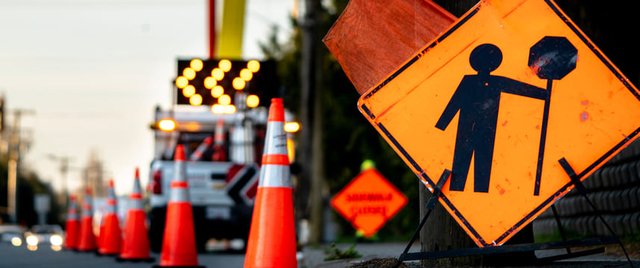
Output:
[358,0,640,247]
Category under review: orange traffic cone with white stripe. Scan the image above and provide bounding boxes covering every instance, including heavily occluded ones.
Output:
[77,187,97,252]
[118,168,154,262]
[244,98,297,268]
[189,136,212,161]
[155,144,202,268]
[64,195,80,250]
[98,179,122,255]
[212,118,227,161]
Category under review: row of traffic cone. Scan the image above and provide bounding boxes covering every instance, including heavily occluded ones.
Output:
[63,98,298,267]
[62,161,201,267]
[63,168,154,262]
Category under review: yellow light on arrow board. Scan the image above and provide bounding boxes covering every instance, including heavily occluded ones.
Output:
[190,94,203,106]
[219,59,232,72]
[183,85,196,97]
[183,68,196,80]
[204,77,217,89]
[219,94,231,105]
[211,104,236,114]
[211,85,224,98]
[246,94,260,108]
[175,76,188,89]
[190,58,204,71]
[247,60,260,72]
[212,68,224,81]
[240,68,253,81]
[232,77,246,90]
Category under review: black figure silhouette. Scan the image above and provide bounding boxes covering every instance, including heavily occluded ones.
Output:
[435,44,547,193]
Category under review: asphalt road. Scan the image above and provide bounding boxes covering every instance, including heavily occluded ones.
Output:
[0,243,244,268]
[4,241,636,268]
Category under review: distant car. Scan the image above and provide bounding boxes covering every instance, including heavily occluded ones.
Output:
[0,224,26,246]
[25,224,64,247]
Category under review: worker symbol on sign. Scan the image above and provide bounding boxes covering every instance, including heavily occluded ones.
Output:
[436,39,577,194]
[435,43,547,193]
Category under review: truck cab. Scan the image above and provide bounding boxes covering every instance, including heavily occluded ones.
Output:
[147,105,282,252]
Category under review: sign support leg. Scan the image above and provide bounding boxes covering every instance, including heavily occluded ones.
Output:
[396,169,451,266]
[550,204,571,254]
[394,162,630,266]
[557,157,634,267]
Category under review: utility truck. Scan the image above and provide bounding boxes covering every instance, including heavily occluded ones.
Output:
[147,58,296,252]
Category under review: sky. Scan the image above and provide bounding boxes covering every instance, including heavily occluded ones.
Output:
[0,0,294,195]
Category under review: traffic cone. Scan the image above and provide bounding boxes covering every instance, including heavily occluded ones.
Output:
[189,136,213,161]
[244,98,297,268]
[98,179,122,256]
[212,118,227,161]
[77,187,97,252]
[64,194,80,250]
[118,167,154,262]
[155,144,202,268]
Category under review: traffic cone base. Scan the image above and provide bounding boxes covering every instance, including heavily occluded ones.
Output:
[160,203,198,267]
[245,187,297,268]
[157,144,201,267]
[64,220,79,250]
[152,264,205,268]
[97,214,122,255]
[76,216,97,252]
[118,210,154,262]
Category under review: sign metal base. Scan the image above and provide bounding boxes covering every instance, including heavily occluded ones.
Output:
[396,160,634,267]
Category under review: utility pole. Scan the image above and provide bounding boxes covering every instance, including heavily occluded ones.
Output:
[7,109,35,224]
[300,0,324,244]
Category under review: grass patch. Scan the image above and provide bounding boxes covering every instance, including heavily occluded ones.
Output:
[324,243,363,261]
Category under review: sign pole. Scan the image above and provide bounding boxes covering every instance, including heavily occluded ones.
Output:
[534,79,553,196]
[528,36,578,196]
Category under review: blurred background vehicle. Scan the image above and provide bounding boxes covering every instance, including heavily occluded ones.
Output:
[24,224,64,249]
[0,224,26,247]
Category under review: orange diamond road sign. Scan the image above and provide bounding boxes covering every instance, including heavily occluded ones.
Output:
[358,0,640,247]
[331,168,408,237]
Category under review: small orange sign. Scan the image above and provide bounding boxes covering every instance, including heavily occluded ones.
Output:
[331,168,408,237]
[358,0,640,247]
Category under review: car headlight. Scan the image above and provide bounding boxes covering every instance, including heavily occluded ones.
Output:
[49,235,63,246]
[26,235,39,246]
[11,237,22,247]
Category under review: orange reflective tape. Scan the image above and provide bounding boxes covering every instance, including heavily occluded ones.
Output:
[261,154,289,165]
[130,193,142,199]
[171,181,189,188]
